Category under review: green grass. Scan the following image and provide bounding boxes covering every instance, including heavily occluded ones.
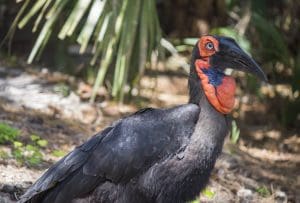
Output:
[0,123,48,167]
[13,134,48,167]
[53,83,70,97]
[188,198,199,203]
[0,122,20,144]
[51,149,66,157]
[13,142,43,166]
[201,187,215,199]
[230,120,240,144]
[189,187,216,203]
[12,134,48,167]
[0,150,9,159]
[256,186,271,197]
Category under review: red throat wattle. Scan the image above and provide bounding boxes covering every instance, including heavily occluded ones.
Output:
[195,59,236,114]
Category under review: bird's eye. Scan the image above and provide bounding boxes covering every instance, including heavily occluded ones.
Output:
[205,42,214,50]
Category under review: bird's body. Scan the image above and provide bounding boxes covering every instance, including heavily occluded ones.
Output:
[19,36,266,203]
[21,101,228,203]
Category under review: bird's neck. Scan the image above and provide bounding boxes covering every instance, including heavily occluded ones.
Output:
[188,56,206,105]
[188,71,213,116]
[188,58,236,114]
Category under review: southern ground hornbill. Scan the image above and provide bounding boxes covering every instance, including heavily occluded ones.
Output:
[19,35,266,203]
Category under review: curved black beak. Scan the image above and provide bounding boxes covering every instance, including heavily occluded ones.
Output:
[211,36,267,82]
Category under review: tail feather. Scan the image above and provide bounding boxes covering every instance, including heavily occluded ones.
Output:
[40,169,104,203]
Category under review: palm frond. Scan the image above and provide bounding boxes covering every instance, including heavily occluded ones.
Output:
[10,0,162,102]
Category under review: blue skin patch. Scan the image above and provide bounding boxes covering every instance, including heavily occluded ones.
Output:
[201,68,224,86]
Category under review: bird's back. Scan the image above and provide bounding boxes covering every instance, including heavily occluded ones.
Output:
[19,104,200,203]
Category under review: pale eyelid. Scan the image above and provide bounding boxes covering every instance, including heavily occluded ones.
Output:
[206,42,214,50]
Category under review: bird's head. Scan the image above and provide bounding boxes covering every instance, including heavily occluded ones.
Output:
[190,35,267,114]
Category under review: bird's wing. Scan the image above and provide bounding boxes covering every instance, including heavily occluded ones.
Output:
[19,104,200,203]
[18,126,114,203]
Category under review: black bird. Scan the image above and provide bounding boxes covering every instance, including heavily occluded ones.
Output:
[19,35,266,203]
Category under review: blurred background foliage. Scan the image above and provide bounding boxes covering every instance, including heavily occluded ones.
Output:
[0,0,300,127]
[2,0,162,102]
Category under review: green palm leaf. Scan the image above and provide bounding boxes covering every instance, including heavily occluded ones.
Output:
[8,0,162,102]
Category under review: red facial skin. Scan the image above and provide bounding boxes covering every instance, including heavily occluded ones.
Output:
[195,36,236,114]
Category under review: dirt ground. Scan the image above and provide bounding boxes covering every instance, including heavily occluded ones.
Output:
[0,65,299,203]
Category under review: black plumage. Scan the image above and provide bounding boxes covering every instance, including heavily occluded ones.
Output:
[19,36,266,203]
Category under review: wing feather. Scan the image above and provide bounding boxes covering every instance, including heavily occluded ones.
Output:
[19,104,200,203]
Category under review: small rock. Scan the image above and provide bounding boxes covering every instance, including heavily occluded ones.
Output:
[275,190,287,203]
[237,188,253,202]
